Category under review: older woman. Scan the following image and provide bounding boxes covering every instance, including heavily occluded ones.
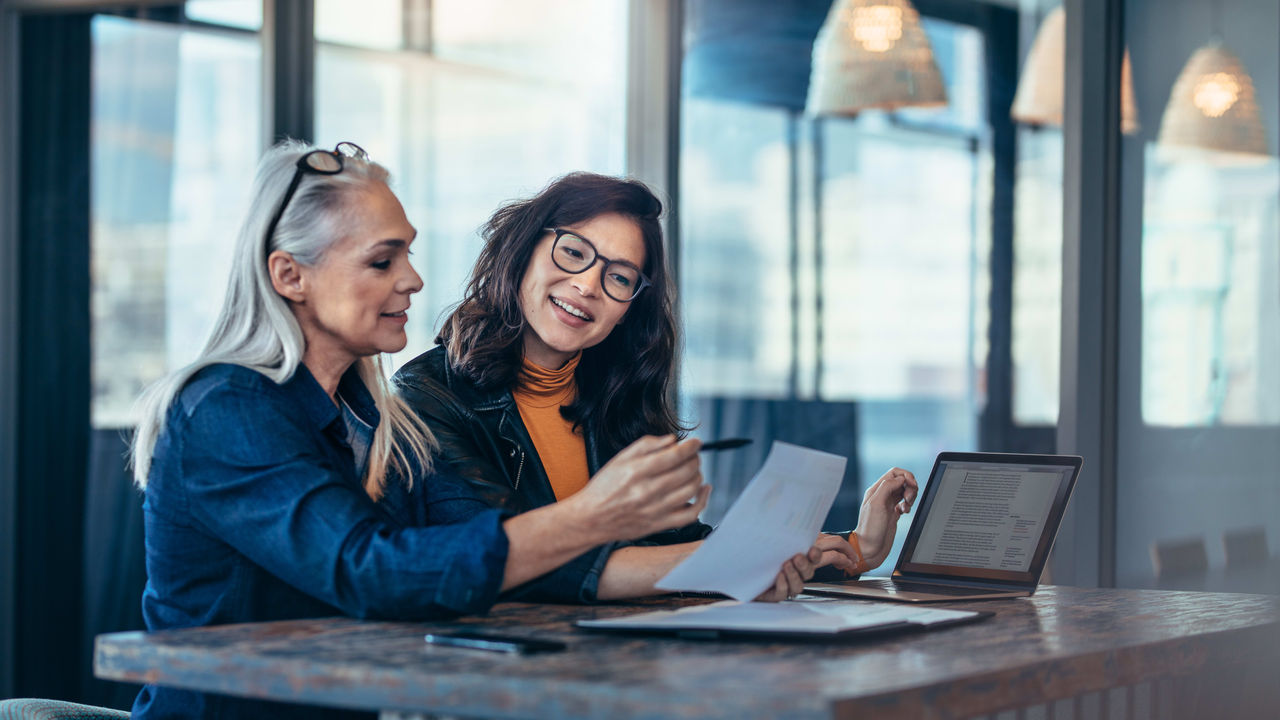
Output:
[394,172,918,603]
[129,143,811,720]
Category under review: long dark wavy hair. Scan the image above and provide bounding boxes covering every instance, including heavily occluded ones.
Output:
[438,172,685,451]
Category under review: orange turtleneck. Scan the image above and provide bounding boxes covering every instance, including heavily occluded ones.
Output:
[513,353,590,500]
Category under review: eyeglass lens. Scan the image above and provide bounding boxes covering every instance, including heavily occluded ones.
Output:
[305,152,343,173]
[302,143,368,174]
[334,141,369,160]
[553,232,642,301]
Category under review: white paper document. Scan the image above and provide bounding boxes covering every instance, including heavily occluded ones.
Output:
[578,597,979,635]
[654,441,846,601]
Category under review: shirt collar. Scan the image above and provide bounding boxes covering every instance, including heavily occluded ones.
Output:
[284,363,381,431]
[338,365,381,428]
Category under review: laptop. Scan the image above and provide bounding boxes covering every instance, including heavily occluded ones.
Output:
[805,452,1083,603]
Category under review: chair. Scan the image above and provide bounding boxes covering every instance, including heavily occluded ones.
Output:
[1150,537,1209,579]
[0,699,129,719]
[1222,527,1269,569]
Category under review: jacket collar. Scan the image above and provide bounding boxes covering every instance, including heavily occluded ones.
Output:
[437,345,606,475]
[438,347,516,413]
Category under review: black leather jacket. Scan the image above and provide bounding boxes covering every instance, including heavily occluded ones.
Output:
[394,345,712,602]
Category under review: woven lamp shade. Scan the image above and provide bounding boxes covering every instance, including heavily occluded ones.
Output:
[806,0,947,115]
[1157,43,1270,159]
[1010,6,1140,134]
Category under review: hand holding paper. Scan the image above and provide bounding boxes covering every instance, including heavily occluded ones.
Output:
[655,442,846,601]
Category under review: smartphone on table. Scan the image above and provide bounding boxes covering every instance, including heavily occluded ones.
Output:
[424,630,567,655]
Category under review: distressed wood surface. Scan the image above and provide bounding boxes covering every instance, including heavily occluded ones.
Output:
[94,586,1280,719]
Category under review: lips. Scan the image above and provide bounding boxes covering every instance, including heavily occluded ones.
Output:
[550,296,593,322]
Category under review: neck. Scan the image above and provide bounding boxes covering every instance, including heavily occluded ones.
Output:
[522,337,575,371]
[302,345,357,404]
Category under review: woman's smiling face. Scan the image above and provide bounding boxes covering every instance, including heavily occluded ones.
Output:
[291,182,423,369]
[517,212,646,370]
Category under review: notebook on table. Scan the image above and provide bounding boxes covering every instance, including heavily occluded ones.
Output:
[805,452,1083,603]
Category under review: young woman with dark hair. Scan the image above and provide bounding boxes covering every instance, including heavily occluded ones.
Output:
[394,172,918,602]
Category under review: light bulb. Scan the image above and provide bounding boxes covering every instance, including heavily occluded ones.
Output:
[1192,72,1240,118]
[850,5,903,53]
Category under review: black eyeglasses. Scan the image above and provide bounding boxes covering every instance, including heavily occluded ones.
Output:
[264,142,369,249]
[544,228,651,302]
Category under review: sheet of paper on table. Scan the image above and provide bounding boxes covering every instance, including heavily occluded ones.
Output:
[578,597,981,635]
[655,441,846,601]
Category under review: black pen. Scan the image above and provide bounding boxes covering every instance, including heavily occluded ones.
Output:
[699,438,753,452]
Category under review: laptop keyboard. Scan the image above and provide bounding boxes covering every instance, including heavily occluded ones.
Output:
[866,579,1012,596]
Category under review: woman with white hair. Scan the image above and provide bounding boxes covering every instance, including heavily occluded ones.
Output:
[128,141,825,720]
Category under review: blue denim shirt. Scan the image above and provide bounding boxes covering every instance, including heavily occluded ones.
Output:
[133,363,510,720]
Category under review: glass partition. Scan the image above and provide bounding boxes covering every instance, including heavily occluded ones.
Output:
[678,0,996,561]
[1117,0,1279,591]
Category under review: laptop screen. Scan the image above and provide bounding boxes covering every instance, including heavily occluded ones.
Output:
[895,452,1082,587]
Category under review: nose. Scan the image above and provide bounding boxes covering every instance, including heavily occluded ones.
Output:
[569,262,603,298]
[398,258,424,295]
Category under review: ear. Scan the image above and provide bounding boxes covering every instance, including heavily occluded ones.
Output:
[268,250,307,304]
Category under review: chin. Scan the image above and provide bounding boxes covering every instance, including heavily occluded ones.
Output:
[372,337,409,356]
[548,336,592,356]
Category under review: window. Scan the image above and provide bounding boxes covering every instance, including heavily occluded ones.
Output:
[313,0,629,369]
[1140,153,1280,426]
[1012,127,1062,424]
[90,15,260,427]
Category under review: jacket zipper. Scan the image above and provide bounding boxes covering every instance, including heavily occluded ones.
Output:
[513,450,525,491]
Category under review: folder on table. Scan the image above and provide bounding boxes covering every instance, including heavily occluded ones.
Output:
[576,597,991,641]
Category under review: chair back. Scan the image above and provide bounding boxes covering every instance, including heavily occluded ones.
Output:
[1223,527,1269,569]
[0,699,130,719]
[1150,537,1209,578]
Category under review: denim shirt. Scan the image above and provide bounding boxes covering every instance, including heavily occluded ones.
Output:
[133,363,510,720]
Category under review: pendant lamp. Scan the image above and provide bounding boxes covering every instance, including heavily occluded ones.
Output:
[806,0,947,116]
[1157,43,1270,160]
[1010,6,1140,134]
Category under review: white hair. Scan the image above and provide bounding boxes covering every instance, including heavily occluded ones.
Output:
[130,139,436,500]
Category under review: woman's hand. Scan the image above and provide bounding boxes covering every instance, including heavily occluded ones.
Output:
[853,467,919,569]
[810,533,861,574]
[754,546,823,602]
[566,435,710,545]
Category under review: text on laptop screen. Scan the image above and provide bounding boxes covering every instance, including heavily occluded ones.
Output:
[909,461,1068,572]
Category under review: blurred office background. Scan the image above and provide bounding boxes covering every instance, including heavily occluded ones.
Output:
[1,0,1276,709]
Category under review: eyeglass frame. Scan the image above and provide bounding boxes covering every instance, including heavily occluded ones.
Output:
[264,141,369,252]
[542,227,652,302]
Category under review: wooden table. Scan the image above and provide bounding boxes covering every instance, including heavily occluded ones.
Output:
[94,586,1280,720]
